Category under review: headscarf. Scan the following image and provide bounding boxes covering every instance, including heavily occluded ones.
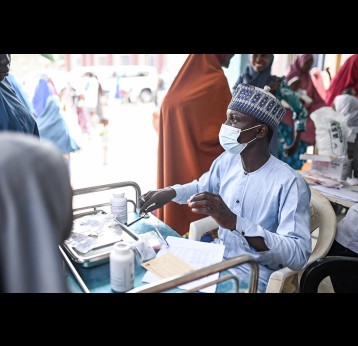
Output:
[32,76,55,117]
[286,54,318,97]
[0,133,73,292]
[325,54,358,106]
[36,94,80,154]
[6,74,34,114]
[234,54,274,89]
[0,77,39,136]
[334,94,358,128]
[32,75,79,154]
[286,55,313,79]
[157,54,232,235]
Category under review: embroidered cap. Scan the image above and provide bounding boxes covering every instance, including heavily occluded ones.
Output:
[228,83,286,130]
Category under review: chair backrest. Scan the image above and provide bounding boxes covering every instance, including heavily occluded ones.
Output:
[266,188,337,292]
[188,215,219,241]
[300,256,358,293]
[187,187,337,293]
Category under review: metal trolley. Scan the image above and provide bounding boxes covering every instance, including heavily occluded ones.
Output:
[60,181,142,293]
[60,181,259,293]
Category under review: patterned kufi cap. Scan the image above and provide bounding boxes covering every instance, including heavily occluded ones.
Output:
[228,83,286,130]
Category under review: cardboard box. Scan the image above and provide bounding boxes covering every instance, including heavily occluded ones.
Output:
[300,154,352,181]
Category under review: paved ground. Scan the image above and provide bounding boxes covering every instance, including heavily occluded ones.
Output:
[69,100,158,198]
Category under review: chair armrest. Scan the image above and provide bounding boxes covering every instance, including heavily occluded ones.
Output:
[307,189,337,265]
[188,216,219,240]
[265,267,298,293]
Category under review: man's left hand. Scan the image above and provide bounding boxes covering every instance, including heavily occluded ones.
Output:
[187,192,237,230]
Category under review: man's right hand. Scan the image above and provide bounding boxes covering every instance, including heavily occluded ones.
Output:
[139,187,176,214]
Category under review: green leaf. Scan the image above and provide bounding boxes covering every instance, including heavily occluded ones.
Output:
[40,54,55,62]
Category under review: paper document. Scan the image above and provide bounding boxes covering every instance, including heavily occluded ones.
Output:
[142,236,225,293]
[142,252,193,279]
[312,185,358,203]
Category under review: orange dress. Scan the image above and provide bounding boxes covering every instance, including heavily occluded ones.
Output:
[157,54,232,235]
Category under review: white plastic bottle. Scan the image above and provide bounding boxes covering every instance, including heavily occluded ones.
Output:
[110,192,127,224]
[110,242,135,292]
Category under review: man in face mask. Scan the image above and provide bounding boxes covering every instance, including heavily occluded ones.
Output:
[138,83,312,293]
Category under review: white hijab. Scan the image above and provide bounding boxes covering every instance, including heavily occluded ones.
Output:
[334,94,358,128]
[0,133,73,292]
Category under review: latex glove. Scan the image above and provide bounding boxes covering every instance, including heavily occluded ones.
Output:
[139,187,176,214]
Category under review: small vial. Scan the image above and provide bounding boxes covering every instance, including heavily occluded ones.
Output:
[111,192,127,224]
[110,242,135,292]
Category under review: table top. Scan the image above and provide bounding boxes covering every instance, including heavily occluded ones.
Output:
[63,213,244,293]
[298,170,358,208]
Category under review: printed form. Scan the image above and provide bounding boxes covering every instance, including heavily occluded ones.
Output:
[142,236,225,293]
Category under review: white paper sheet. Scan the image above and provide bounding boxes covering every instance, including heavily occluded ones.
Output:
[312,184,358,203]
[142,236,225,293]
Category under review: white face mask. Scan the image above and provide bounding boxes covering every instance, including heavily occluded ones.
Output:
[219,123,260,155]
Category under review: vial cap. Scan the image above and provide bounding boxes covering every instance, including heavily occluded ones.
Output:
[113,242,130,252]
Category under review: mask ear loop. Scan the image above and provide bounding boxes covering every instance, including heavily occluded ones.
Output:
[255,124,268,139]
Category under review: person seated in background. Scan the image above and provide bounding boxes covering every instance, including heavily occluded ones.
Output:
[139,83,312,293]
[287,76,313,105]
[268,75,309,169]
[0,54,39,136]
[326,203,358,292]
[0,133,73,292]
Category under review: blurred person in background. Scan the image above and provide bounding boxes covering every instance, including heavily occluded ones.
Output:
[0,133,72,293]
[333,91,358,177]
[156,54,234,236]
[310,67,329,101]
[325,54,358,107]
[77,72,108,131]
[268,75,309,169]
[232,54,280,156]
[285,54,327,153]
[32,74,80,171]
[232,54,274,90]
[0,54,39,136]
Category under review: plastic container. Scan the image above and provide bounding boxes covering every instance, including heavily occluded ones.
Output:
[110,192,127,224]
[110,242,135,292]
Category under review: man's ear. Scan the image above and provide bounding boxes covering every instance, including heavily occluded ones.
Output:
[256,124,268,138]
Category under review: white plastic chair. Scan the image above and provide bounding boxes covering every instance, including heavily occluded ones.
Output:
[188,187,337,293]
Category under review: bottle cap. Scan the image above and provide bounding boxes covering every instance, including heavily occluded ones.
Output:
[113,192,125,198]
[113,242,130,252]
